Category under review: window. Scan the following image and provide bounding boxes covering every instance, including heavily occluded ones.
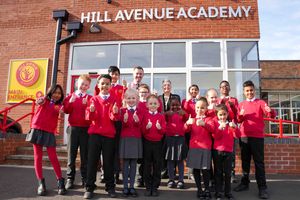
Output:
[227,41,259,69]
[120,74,151,89]
[192,42,221,68]
[191,71,223,96]
[72,45,118,69]
[154,43,186,68]
[120,43,151,68]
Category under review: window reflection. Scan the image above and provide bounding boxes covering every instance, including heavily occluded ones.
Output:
[191,72,222,96]
[192,42,221,68]
[154,43,186,68]
[120,43,151,68]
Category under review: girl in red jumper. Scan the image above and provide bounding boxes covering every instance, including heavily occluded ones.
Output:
[164,97,188,189]
[212,104,240,200]
[185,97,214,200]
[119,88,143,197]
[26,84,66,196]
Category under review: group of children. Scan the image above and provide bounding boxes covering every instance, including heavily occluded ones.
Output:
[26,65,276,200]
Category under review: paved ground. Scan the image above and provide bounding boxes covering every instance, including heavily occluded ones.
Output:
[1,165,300,200]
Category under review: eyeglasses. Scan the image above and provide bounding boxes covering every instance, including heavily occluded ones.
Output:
[220,85,230,89]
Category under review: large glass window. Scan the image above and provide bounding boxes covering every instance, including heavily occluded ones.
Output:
[120,74,151,89]
[191,71,223,96]
[153,73,186,100]
[227,41,259,69]
[192,42,221,68]
[153,43,186,68]
[120,43,151,68]
[72,45,118,69]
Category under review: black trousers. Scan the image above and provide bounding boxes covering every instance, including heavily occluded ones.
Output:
[143,139,162,190]
[114,121,122,174]
[66,126,89,181]
[86,134,115,192]
[239,137,267,189]
[212,150,233,195]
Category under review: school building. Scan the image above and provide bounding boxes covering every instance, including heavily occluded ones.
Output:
[0,1,300,173]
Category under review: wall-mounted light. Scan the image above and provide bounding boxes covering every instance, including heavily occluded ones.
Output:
[107,0,112,4]
[89,22,102,33]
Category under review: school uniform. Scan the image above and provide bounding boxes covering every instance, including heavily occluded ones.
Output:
[142,111,166,191]
[158,93,181,113]
[85,94,118,193]
[217,96,239,123]
[182,98,197,118]
[237,98,276,189]
[137,99,163,113]
[63,91,92,184]
[212,120,240,195]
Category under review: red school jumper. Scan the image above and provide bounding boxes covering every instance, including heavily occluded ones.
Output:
[165,112,188,137]
[120,107,143,138]
[217,96,239,123]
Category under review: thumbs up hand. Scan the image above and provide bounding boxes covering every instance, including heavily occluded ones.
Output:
[122,79,127,87]
[186,114,194,125]
[133,111,139,122]
[82,95,88,104]
[229,122,236,128]
[146,119,152,129]
[123,110,129,122]
[36,97,45,105]
[240,106,245,116]
[69,93,76,103]
[90,101,95,112]
[196,118,205,126]
[264,103,271,113]
[156,120,161,130]
[113,102,118,114]
[208,103,216,110]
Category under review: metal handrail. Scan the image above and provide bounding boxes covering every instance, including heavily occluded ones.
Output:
[264,118,300,138]
[0,98,36,133]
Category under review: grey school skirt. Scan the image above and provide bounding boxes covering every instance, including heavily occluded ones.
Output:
[163,136,187,161]
[119,137,143,159]
[26,128,56,147]
[186,148,211,170]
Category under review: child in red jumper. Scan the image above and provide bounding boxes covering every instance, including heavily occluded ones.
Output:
[185,97,214,200]
[26,84,66,196]
[63,74,92,189]
[119,88,143,197]
[84,74,119,199]
[142,94,166,197]
[164,97,188,189]
[212,104,240,200]
[234,80,276,199]
[182,84,201,118]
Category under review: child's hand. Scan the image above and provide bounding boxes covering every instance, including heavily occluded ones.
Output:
[59,106,64,116]
[186,93,192,101]
[90,101,95,112]
[240,106,245,116]
[152,89,158,96]
[82,95,88,104]
[196,94,201,100]
[229,122,236,128]
[208,103,216,110]
[196,119,205,126]
[69,93,76,103]
[186,114,194,125]
[36,97,45,105]
[156,120,161,130]
[113,102,118,114]
[133,111,139,122]
[122,79,127,87]
[178,109,185,116]
[146,119,152,129]
[123,110,129,123]
[264,103,271,113]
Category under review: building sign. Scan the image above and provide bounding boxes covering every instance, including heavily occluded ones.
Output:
[7,59,48,103]
[81,6,252,23]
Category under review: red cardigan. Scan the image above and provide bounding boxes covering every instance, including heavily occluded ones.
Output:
[86,95,118,138]
[120,107,143,138]
[165,112,188,137]
[63,93,92,127]
[184,116,214,150]
[238,99,276,138]
[142,112,166,141]
[31,99,62,134]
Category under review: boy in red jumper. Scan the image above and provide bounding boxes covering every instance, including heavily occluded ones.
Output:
[142,94,166,197]
[84,74,119,199]
[212,104,240,200]
[234,80,276,199]
[63,74,92,189]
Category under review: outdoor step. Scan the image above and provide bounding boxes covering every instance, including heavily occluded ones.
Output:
[16,145,68,157]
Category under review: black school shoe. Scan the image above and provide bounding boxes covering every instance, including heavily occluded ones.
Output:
[107,189,117,198]
[225,193,235,200]
[259,189,269,199]
[65,179,74,189]
[176,181,185,189]
[122,188,129,197]
[152,188,159,197]
[129,188,137,197]
[233,183,249,192]
[167,180,176,188]
[83,191,94,199]
[144,189,152,196]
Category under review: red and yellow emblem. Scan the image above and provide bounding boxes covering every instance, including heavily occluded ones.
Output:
[16,61,40,87]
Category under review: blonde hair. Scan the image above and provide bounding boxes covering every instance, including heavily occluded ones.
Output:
[79,74,91,83]
[124,88,139,106]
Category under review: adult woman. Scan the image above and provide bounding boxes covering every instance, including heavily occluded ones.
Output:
[158,80,181,113]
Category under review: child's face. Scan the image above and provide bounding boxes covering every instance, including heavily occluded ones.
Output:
[77,79,90,93]
[220,82,230,96]
[147,97,159,112]
[206,90,218,105]
[52,88,62,102]
[97,77,111,95]
[195,100,207,116]
[189,86,199,98]
[170,99,181,112]
[162,82,171,94]
[125,94,138,107]
[133,69,144,83]
[217,109,228,122]
[243,86,255,99]
[109,71,120,83]
[138,88,149,100]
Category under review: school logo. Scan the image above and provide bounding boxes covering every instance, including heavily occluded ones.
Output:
[16,61,40,87]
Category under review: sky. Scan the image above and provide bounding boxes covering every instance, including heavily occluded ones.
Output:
[258,0,300,60]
